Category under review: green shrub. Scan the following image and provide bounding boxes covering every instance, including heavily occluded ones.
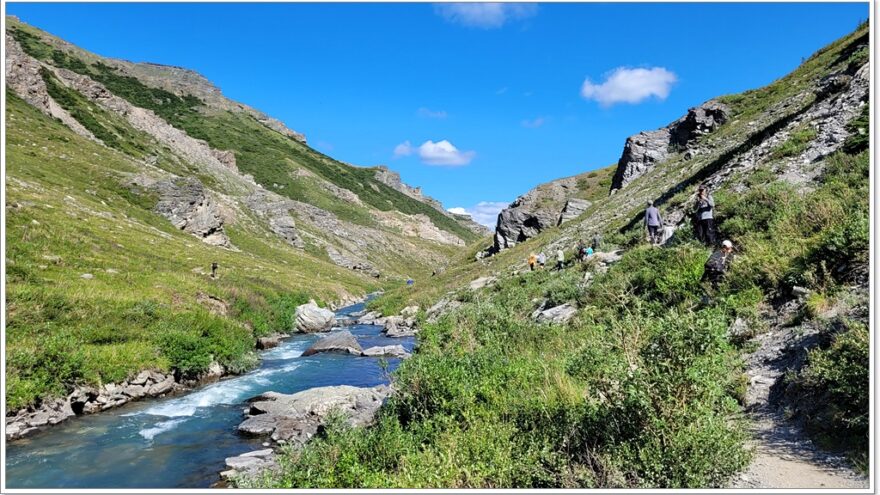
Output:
[785,322,868,457]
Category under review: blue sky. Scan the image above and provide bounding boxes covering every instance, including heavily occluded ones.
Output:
[7,2,868,226]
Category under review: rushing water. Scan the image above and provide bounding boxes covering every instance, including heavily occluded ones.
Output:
[5,302,414,488]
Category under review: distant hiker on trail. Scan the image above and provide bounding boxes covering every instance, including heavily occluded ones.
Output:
[591,233,602,252]
[406,277,415,287]
[537,252,547,269]
[528,253,537,271]
[694,185,716,245]
[556,249,565,270]
[644,201,663,245]
[575,240,586,262]
[702,240,734,289]
[585,246,594,258]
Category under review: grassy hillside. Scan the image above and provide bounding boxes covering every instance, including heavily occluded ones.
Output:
[8,21,478,243]
[242,22,870,488]
[4,88,383,410]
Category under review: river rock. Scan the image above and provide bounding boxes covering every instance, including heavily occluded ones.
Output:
[361,345,411,359]
[239,385,390,446]
[399,305,420,317]
[301,330,362,356]
[256,334,283,350]
[147,375,175,396]
[535,303,578,325]
[294,300,336,333]
[222,449,278,480]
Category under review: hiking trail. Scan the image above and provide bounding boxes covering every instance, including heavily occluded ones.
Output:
[729,314,869,489]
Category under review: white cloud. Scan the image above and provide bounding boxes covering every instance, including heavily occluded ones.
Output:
[393,140,414,158]
[495,86,508,95]
[447,201,509,228]
[394,139,476,166]
[417,107,448,119]
[435,3,537,29]
[418,140,476,166]
[581,67,677,107]
[521,117,546,128]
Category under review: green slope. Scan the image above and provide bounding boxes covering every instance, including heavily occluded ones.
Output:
[244,23,870,488]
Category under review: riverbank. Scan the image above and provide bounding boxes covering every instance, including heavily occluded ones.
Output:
[5,293,371,442]
[6,300,414,489]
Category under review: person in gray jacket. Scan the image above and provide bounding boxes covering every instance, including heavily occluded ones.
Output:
[644,201,663,245]
[694,185,716,245]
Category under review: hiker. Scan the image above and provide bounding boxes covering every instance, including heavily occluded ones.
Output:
[702,240,734,289]
[644,201,663,245]
[584,245,594,259]
[694,185,716,245]
[406,277,415,287]
[575,240,586,262]
[555,249,565,270]
[528,252,537,271]
[537,251,547,269]
[591,232,602,252]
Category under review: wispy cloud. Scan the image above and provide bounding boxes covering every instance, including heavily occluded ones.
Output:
[393,139,476,166]
[521,116,546,128]
[448,201,509,228]
[581,67,678,107]
[393,140,414,158]
[417,107,448,119]
[495,86,508,95]
[435,3,538,29]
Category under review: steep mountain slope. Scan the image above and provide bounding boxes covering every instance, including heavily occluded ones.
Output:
[249,23,870,488]
[4,17,484,418]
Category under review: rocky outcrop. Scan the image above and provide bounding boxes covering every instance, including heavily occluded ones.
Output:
[244,190,304,248]
[294,300,336,333]
[6,370,177,441]
[373,166,489,236]
[374,166,443,210]
[221,449,278,481]
[149,177,231,247]
[534,303,578,325]
[301,330,363,356]
[557,198,592,225]
[237,385,390,445]
[468,276,497,290]
[611,100,729,191]
[326,245,380,277]
[5,34,96,141]
[493,173,597,251]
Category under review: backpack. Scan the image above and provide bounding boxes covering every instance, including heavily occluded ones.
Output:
[705,251,728,273]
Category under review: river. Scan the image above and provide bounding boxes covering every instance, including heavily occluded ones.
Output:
[5,301,413,488]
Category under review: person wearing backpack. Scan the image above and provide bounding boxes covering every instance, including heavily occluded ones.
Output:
[556,248,565,270]
[644,200,663,245]
[528,253,537,271]
[694,185,716,245]
[702,240,734,289]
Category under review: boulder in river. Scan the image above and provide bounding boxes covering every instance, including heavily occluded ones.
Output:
[238,385,390,446]
[294,300,336,333]
[301,330,363,356]
[361,345,411,359]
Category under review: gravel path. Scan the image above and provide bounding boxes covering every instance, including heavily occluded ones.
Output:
[728,309,869,489]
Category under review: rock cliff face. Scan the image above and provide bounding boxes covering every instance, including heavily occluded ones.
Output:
[492,166,612,251]
[610,100,729,191]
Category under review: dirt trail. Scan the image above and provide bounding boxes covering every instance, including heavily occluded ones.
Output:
[728,310,868,489]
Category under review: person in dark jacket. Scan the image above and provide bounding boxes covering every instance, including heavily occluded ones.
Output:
[591,232,602,251]
[702,240,734,289]
[694,185,716,245]
[644,201,663,245]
